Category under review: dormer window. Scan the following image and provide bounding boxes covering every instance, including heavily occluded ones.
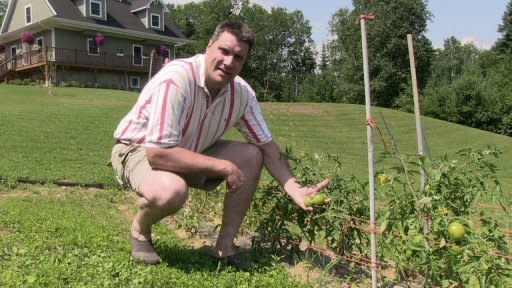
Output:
[25,5,32,25]
[150,13,161,29]
[90,0,102,17]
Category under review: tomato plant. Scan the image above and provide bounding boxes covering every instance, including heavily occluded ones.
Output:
[377,146,511,287]
[250,148,370,282]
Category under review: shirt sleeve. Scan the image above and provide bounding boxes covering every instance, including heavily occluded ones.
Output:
[236,91,272,145]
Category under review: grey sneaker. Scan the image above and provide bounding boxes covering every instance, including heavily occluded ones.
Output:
[130,234,161,265]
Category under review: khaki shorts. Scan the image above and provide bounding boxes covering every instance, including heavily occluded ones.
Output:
[110,143,223,193]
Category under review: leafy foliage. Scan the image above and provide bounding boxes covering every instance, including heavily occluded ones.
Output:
[168,0,317,102]
[422,38,512,136]
[249,148,371,282]
[378,146,511,287]
[325,0,433,107]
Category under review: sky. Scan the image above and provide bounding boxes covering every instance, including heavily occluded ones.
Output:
[167,0,510,50]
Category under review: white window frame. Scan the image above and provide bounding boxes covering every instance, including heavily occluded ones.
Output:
[150,13,161,29]
[9,46,17,69]
[25,5,32,25]
[32,37,44,56]
[87,38,100,56]
[89,0,102,18]
[132,44,143,66]
[10,45,17,59]
[129,76,140,89]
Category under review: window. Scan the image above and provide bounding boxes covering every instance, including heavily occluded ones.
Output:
[10,46,17,58]
[35,37,44,54]
[25,5,32,25]
[87,38,99,56]
[130,76,140,89]
[150,14,161,29]
[132,45,143,66]
[90,0,102,17]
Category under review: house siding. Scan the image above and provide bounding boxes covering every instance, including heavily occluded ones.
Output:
[1,0,186,91]
[6,0,54,32]
[55,68,148,91]
[53,28,160,59]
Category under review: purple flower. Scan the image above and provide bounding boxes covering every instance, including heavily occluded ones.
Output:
[156,44,167,56]
[94,32,105,46]
[21,31,35,45]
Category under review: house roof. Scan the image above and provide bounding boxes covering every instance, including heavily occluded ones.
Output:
[46,0,184,39]
[130,0,169,13]
[1,0,186,43]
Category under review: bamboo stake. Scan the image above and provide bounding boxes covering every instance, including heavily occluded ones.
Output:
[358,14,378,288]
[407,34,425,188]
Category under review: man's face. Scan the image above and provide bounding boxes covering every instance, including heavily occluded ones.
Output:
[204,31,249,94]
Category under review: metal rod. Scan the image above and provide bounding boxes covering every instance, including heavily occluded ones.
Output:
[359,14,378,288]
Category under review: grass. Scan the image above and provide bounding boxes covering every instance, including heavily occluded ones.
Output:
[0,84,511,286]
[1,85,510,191]
[0,186,308,287]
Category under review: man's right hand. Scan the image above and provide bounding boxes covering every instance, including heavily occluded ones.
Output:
[221,160,245,193]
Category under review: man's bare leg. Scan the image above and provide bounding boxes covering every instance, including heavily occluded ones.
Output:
[131,170,189,241]
[208,142,263,258]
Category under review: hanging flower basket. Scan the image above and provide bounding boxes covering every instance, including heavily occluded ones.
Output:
[94,32,105,46]
[0,44,5,53]
[155,44,168,57]
[21,31,35,45]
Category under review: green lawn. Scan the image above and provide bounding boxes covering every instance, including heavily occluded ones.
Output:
[1,84,510,192]
[0,186,308,288]
[0,84,510,286]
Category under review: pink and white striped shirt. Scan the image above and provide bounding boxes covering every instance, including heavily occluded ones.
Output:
[113,54,272,152]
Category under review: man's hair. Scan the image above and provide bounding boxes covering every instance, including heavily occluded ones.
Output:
[210,20,254,51]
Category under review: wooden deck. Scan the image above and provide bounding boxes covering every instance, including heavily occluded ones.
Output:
[0,47,165,80]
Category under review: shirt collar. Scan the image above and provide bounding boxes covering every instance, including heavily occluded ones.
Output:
[197,54,207,89]
[196,53,231,99]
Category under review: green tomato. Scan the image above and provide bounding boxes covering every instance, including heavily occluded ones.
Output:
[304,196,315,207]
[311,194,328,205]
[304,193,327,207]
[447,221,465,243]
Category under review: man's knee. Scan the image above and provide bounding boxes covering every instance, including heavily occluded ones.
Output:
[238,143,263,170]
[139,172,189,212]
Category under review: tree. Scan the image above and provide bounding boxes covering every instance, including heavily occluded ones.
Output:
[422,38,512,136]
[167,0,236,56]
[168,0,317,102]
[428,37,480,86]
[326,0,433,107]
[494,0,512,54]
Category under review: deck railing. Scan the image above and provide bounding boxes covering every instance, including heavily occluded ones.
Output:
[0,46,165,78]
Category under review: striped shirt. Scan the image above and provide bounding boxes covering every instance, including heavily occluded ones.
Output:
[113,54,272,152]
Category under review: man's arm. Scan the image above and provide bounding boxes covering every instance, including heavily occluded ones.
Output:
[146,146,244,192]
[260,140,329,211]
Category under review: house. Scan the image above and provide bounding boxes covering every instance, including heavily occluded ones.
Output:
[0,0,189,90]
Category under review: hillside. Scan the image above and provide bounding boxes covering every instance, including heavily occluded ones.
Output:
[0,85,510,193]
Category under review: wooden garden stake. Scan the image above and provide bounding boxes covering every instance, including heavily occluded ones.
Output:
[407,34,426,190]
[358,13,378,288]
